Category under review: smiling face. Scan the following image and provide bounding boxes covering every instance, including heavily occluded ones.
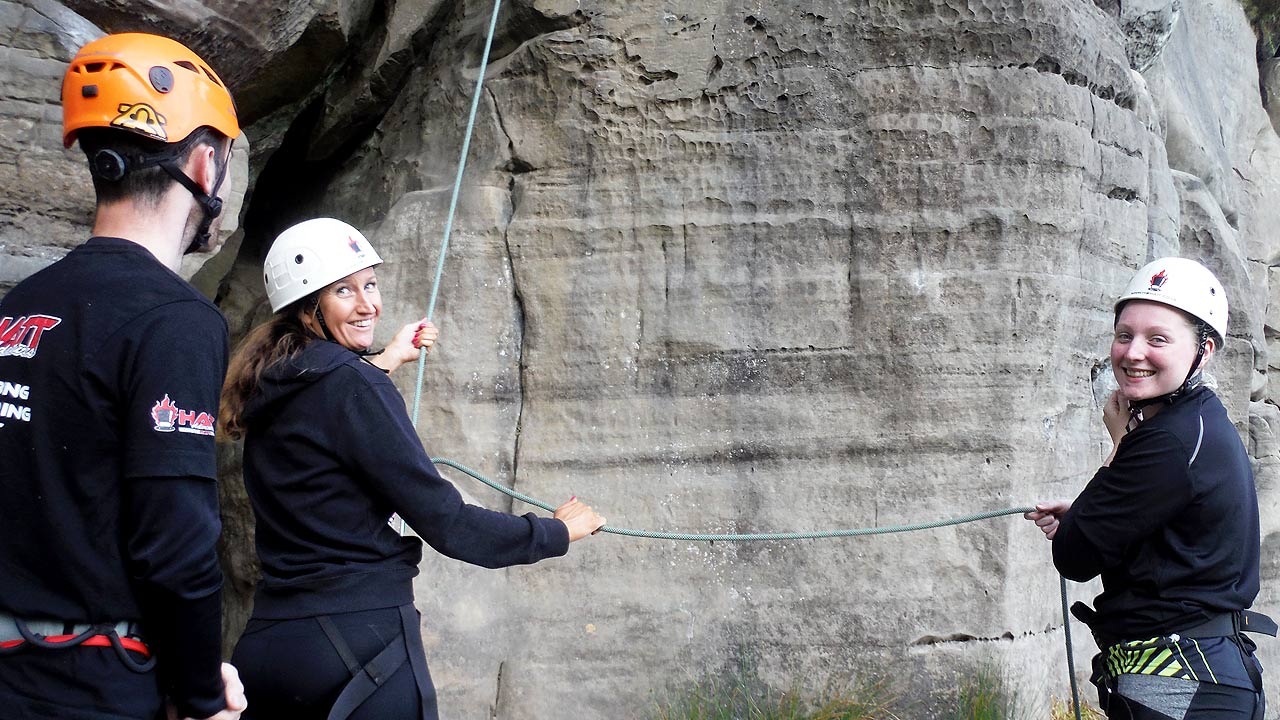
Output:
[306,266,381,351]
[1111,300,1213,402]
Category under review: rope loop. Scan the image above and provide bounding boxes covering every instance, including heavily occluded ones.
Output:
[431,457,1033,542]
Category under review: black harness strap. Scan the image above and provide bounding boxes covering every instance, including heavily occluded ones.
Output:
[1178,611,1278,641]
[316,616,362,678]
[316,605,432,720]
[1180,610,1275,697]
[399,604,435,719]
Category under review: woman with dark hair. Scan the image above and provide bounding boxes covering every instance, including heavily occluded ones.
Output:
[222,217,605,720]
[1026,258,1273,719]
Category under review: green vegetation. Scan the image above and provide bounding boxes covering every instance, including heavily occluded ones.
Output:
[1243,0,1280,59]
[648,661,1106,720]
[649,675,901,720]
[949,666,1018,720]
[648,654,901,720]
[1050,697,1106,720]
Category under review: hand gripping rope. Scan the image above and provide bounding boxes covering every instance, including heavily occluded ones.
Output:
[407,0,1085,717]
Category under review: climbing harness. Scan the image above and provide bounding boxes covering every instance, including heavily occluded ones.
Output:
[0,613,155,672]
[405,0,1088,715]
[1074,605,1275,719]
[315,604,434,720]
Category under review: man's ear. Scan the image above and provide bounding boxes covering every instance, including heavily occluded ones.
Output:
[184,141,220,195]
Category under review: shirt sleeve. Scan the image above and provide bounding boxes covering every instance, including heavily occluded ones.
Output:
[116,300,229,716]
[120,301,228,480]
[332,368,570,567]
[1053,427,1194,581]
[124,474,225,719]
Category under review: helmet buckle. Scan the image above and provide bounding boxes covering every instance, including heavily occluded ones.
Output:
[90,149,127,182]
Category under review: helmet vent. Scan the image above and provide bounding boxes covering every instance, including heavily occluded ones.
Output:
[294,254,304,264]
[201,66,223,87]
[81,85,98,98]
[175,60,198,73]
[78,62,126,75]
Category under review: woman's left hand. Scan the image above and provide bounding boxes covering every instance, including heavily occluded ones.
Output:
[554,496,607,542]
[368,319,438,374]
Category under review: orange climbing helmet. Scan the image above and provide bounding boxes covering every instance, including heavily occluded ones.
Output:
[61,32,240,148]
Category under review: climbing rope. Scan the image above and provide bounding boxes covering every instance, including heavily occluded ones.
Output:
[432,457,1033,540]
[409,0,504,427]
[406,0,1085,713]
[1061,576,1084,720]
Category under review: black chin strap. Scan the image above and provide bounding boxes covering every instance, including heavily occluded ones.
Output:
[1125,336,1209,431]
[310,301,383,358]
[159,144,230,255]
[88,141,232,255]
[311,301,336,343]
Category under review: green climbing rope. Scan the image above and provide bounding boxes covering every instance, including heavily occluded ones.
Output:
[432,457,1033,541]
[410,0,504,428]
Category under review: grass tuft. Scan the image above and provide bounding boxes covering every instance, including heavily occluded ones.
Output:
[650,672,901,720]
[1049,696,1106,720]
[949,665,1018,720]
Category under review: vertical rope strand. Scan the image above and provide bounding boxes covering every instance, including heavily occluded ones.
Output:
[411,0,505,427]
[1061,575,1083,720]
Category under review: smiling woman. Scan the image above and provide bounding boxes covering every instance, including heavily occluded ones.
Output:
[305,266,382,353]
[1111,301,1211,410]
[1024,258,1274,720]
[217,217,606,720]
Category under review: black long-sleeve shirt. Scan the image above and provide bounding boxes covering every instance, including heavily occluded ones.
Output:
[240,340,569,619]
[0,237,228,718]
[1054,385,1260,641]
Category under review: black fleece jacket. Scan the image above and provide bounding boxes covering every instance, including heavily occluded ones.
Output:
[241,340,569,619]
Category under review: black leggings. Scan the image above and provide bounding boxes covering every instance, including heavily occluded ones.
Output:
[231,605,436,720]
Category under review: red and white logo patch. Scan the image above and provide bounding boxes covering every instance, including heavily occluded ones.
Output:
[0,314,62,359]
[150,394,215,436]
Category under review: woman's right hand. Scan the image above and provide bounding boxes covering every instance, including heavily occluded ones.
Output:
[1023,499,1072,541]
[1102,390,1128,443]
[554,497,606,542]
[368,319,438,374]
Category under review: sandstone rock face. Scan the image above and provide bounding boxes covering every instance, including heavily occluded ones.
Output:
[0,0,97,290]
[1266,57,1280,135]
[3,0,1279,716]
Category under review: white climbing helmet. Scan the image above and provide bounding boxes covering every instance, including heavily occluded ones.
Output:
[264,218,383,312]
[1114,257,1228,341]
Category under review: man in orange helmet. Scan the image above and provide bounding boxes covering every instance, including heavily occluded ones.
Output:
[0,33,247,720]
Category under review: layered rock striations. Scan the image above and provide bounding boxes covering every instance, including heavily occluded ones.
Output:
[2,0,1278,716]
